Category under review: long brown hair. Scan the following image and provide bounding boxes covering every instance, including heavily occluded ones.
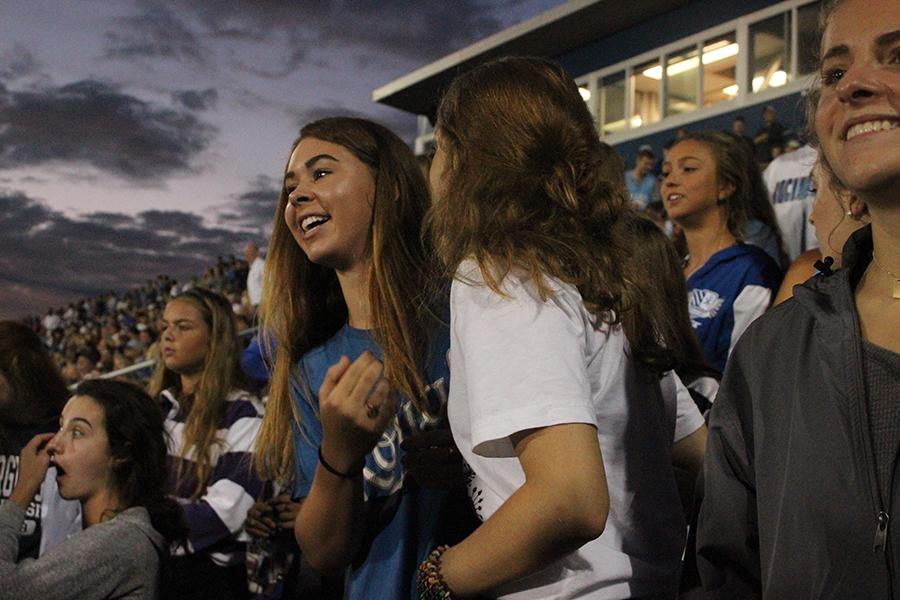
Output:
[148,288,249,498]
[429,56,632,322]
[614,216,713,376]
[0,321,69,452]
[255,117,440,483]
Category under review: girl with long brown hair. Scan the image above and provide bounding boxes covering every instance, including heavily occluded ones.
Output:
[421,56,706,599]
[661,131,783,372]
[149,287,264,599]
[254,117,459,599]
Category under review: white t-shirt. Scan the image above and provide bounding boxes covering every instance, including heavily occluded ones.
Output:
[246,256,265,307]
[763,145,818,261]
[448,260,704,599]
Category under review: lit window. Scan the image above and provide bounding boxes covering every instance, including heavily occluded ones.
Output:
[665,46,699,116]
[703,34,739,106]
[631,59,661,128]
[750,12,792,93]
[598,72,626,137]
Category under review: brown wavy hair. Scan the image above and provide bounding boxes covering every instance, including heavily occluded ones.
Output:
[428,56,681,371]
[148,288,250,498]
[0,320,69,452]
[255,117,440,483]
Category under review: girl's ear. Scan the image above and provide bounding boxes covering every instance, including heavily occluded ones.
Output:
[848,195,868,220]
[717,182,736,202]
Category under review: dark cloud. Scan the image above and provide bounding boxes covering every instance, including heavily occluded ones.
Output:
[172,88,219,111]
[0,43,42,81]
[104,6,206,63]
[111,0,503,79]
[0,191,254,319]
[0,79,217,182]
[218,175,280,234]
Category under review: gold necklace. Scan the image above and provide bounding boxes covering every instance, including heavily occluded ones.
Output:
[870,253,900,299]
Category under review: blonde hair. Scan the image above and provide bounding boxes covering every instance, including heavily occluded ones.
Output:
[255,117,441,483]
[148,288,249,499]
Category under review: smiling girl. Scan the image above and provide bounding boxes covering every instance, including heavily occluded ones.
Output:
[149,287,265,600]
[0,378,187,599]
[697,0,900,596]
[661,132,783,372]
[253,117,458,599]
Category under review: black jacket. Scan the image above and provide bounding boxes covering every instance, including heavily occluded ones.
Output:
[697,226,898,599]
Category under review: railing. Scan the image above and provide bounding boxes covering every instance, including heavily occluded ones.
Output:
[68,327,258,390]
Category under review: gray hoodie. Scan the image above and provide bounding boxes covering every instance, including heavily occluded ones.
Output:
[0,501,165,599]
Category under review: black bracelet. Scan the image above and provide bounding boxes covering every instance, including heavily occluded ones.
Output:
[317,446,363,479]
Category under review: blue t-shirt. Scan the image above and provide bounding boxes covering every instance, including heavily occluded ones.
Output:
[625,170,658,209]
[687,244,782,373]
[291,323,451,600]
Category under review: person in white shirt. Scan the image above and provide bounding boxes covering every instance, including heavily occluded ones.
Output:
[762,144,818,261]
[422,56,706,600]
[244,242,265,310]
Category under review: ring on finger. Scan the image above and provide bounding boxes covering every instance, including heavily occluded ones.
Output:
[365,401,380,419]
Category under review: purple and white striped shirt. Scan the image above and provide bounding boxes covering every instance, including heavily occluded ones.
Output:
[160,388,265,566]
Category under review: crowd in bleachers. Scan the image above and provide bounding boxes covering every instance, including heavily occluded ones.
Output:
[0,1,897,598]
[21,254,256,385]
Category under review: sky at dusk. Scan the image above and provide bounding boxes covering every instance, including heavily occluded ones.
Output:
[0,0,564,318]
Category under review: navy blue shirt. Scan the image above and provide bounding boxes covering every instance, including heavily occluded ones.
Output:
[687,244,782,373]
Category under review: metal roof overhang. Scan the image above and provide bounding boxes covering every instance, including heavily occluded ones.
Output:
[373,0,693,118]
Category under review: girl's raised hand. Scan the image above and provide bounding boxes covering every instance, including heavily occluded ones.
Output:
[318,352,397,474]
[10,432,55,508]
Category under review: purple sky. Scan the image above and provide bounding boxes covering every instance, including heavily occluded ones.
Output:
[0,0,563,318]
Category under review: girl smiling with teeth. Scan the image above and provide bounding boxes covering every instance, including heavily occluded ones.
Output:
[254,117,463,599]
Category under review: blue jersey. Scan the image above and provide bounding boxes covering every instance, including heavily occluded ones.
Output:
[687,244,782,373]
[291,323,452,600]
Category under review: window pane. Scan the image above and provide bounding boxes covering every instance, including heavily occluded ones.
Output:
[750,12,792,93]
[702,33,739,106]
[665,46,699,116]
[598,72,626,136]
[631,59,661,128]
[797,1,822,75]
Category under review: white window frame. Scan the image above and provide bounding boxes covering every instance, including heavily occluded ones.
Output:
[576,0,821,145]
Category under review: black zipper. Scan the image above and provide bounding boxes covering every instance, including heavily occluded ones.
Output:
[846,253,895,598]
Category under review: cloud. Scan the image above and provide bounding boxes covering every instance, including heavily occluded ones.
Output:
[0,79,217,182]
[0,191,253,319]
[172,88,219,111]
[218,175,280,235]
[108,0,503,79]
[0,43,42,82]
[104,6,206,64]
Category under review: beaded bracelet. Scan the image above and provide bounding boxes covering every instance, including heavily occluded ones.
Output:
[416,545,457,599]
[317,446,363,479]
